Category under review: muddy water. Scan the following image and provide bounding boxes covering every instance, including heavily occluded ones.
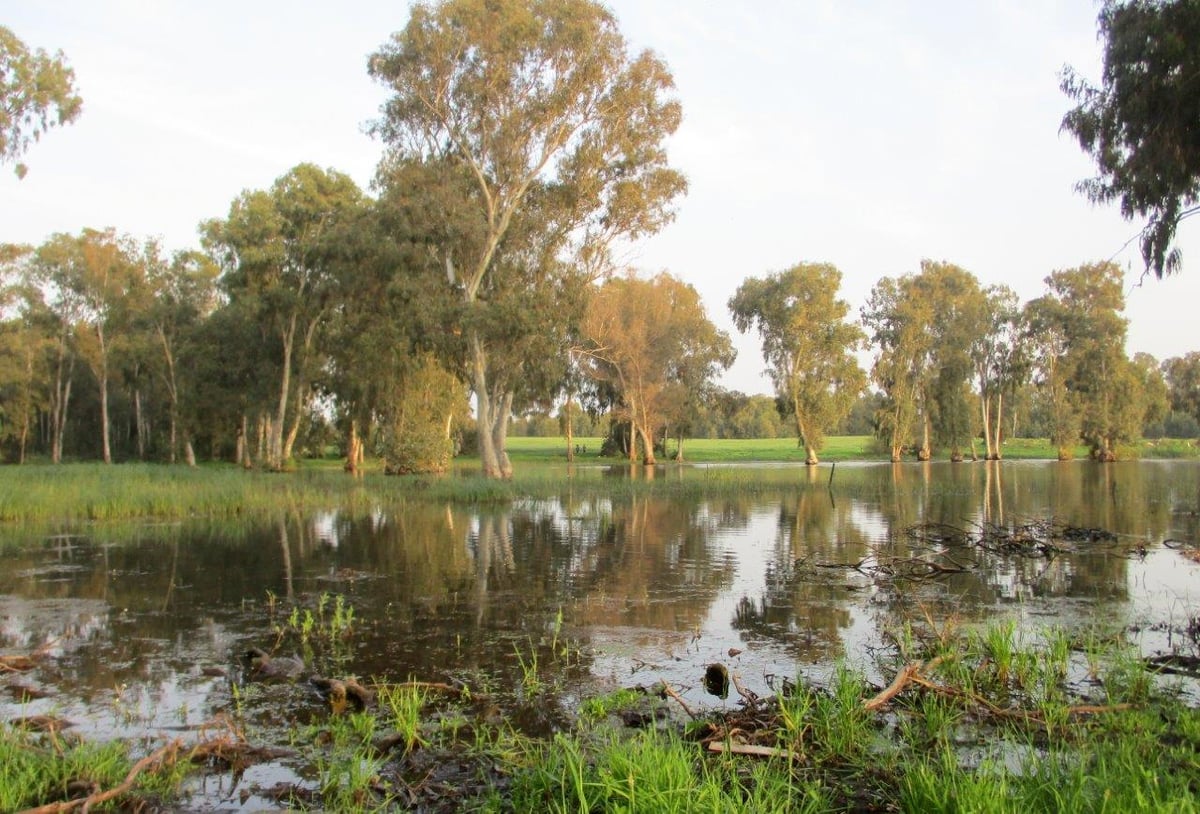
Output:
[2,460,1199,806]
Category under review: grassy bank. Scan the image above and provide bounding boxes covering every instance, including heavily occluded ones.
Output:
[5,617,1197,812]
[0,436,1195,525]
[503,435,1200,463]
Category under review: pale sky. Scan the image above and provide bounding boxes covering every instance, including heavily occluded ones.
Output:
[4,1,1197,396]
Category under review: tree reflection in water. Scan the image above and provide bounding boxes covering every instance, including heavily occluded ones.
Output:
[0,461,1198,737]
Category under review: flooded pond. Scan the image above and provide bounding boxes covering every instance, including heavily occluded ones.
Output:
[3,460,1200,807]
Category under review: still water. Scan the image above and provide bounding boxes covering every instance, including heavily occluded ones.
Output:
[2,460,1199,798]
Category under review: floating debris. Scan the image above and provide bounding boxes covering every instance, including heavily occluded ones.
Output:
[244,647,305,681]
[703,663,730,699]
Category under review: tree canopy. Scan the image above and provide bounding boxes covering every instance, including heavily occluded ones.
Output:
[581,272,733,465]
[0,26,82,178]
[1062,0,1200,277]
[368,0,686,477]
[729,263,865,465]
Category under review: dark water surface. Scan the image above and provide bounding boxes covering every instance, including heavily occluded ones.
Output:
[2,460,1199,807]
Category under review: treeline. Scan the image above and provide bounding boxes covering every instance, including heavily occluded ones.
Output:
[2,214,1196,470]
[3,0,1198,472]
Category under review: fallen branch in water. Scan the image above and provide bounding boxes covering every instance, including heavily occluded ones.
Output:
[864,660,931,711]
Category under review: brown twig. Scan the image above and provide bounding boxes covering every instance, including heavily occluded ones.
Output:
[864,661,923,711]
[660,681,696,719]
[731,672,759,706]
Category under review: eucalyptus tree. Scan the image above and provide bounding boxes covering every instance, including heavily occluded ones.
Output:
[1163,352,1200,425]
[1133,352,1169,436]
[0,26,82,178]
[29,229,145,464]
[204,163,364,470]
[729,263,866,465]
[1023,295,1079,459]
[1062,0,1200,277]
[911,262,987,461]
[324,164,471,474]
[862,276,929,461]
[580,272,733,465]
[143,247,219,464]
[0,244,49,461]
[1027,262,1137,459]
[368,0,687,478]
[969,285,1024,459]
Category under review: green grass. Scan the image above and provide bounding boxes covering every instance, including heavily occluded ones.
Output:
[0,435,1194,526]
[4,619,1198,812]
[504,435,881,462]
[0,729,186,811]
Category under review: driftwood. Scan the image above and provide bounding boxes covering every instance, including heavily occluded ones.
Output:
[860,658,1130,723]
[864,660,935,711]
[707,741,794,759]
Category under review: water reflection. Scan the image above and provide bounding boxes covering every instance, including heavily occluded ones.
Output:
[1,461,1199,748]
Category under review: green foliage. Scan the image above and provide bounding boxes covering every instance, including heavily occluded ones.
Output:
[379,353,467,475]
[1062,0,1200,277]
[204,163,365,471]
[0,25,82,178]
[0,729,184,811]
[729,263,866,464]
[1026,262,1139,459]
[369,0,687,478]
[1163,351,1200,425]
[581,271,735,464]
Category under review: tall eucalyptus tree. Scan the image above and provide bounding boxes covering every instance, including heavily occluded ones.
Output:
[729,263,865,465]
[368,0,686,478]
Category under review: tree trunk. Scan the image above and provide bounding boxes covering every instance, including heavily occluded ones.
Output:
[283,386,304,463]
[99,370,111,465]
[270,314,298,470]
[492,391,514,478]
[980,389,995,460]
[134,388,146,460]
[471,335,507,478]
[889,401,903,462]
[918,410,931,461]
[638,424,656,465]
[992,390,1004,460]
[257,414,268,466]
[794,406,819,465]
[184,438,196,467]
[565,398,574,462]
[345,418,360,475]
[51,340,73,464]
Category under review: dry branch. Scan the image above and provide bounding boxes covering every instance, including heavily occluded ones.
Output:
[707,741,794,759]
[660,681,697,719]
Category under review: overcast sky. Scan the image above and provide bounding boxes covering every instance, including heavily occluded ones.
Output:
[4,1,1196,396]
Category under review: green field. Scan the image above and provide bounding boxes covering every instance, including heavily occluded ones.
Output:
[502,435,1197,463]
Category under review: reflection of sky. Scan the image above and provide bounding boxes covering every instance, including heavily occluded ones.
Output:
[3,462,1200,770]
[0,596,108,653]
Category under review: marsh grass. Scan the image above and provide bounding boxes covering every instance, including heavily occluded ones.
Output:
[5,619,1198,812]
[0,729,185,812]
[300,710,390,813]
[2,433,1193,527]
[491,621,1200,813]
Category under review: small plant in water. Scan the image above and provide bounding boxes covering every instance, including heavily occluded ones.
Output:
[378,682,429,752]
